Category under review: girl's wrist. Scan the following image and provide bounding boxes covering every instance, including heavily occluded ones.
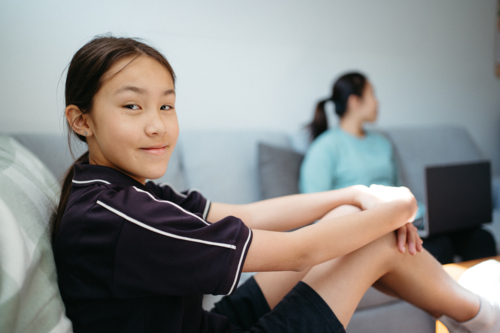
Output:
[347,185,369,208]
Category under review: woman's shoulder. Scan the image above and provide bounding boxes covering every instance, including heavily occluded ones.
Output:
[310,128,342,148]
[302,129,341,164]
[366,129,393,147]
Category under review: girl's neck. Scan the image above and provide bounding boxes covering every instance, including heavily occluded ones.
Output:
[339,117,365,138]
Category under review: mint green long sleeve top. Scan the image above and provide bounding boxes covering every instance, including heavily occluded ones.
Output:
[299,127,425,219]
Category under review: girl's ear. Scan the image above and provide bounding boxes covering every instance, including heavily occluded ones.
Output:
[65,105,93,137]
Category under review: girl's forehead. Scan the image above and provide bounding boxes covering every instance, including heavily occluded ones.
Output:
[101,55,174,93]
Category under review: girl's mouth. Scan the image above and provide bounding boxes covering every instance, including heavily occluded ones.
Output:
[141,146,167,155]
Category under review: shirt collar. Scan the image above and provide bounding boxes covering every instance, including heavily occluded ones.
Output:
[72,162,151,192]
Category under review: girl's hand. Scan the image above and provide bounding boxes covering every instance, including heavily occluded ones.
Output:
[353,185,422,254]
[396,222,424,255]
[355,185,418,221]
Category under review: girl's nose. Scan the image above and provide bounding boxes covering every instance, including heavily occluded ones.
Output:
[145,111,167,137]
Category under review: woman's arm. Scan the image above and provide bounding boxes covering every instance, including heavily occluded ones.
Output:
[242,187,418,272]
[206,186,364,231]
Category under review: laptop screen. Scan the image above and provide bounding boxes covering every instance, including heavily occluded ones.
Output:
[425,161,492,236]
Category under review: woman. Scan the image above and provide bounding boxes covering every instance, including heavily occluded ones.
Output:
[300,72,496,264]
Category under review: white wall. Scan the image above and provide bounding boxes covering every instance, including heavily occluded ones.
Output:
[1,0,499,172]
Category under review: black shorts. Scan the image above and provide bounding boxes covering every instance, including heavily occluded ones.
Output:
[210,276,346,333]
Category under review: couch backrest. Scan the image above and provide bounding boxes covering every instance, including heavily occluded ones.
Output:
[180,130,290,204]
[8,133,188,191]
[7,125,487,206]
[10,133,87,183]
[384,126,484,202]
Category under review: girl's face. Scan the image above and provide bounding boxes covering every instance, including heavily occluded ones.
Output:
[86,55,178,184]
[358,81,379,122]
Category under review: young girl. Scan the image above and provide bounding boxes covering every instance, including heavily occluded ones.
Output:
[300,72,496,265]
[53,36,499,333]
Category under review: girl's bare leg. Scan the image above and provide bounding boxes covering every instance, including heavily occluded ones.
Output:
[255,205,480,328]
[302,231,479,327]
[254,205,361,309]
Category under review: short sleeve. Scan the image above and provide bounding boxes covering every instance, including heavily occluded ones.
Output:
[146,181,211,219]
[95,186,252,298]
[299,136,336,193]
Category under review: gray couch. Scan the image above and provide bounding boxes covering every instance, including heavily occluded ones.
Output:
[4,125,500,333]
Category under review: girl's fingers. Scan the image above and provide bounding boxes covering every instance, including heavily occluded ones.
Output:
[396,223,423,255]
[416,227,424,253]
[397,225,407,254]
[407,224,416,255]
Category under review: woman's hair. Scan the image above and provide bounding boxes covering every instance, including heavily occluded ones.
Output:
[307,72,367,140]
[53,35,176,241]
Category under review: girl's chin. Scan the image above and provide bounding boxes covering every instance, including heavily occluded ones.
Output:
[144,166,169,180]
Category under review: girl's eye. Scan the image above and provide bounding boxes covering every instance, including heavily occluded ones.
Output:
[124,104,140,110]
[160,105,172,111]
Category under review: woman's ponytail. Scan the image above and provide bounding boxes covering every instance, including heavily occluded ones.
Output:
[306,72,367,141]
[52,150,89,242]
[307,99,329,140]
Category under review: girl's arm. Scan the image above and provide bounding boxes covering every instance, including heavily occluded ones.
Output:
[242,188,417,272]
[206,186,365,231]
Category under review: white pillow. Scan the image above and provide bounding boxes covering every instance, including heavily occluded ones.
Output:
[0,135,72,333]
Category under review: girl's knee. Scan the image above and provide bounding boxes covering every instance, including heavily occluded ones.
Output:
[322,205,361,220]
[362,232,399,259]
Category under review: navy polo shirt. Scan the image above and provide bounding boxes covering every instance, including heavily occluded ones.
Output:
[54,163,252,333]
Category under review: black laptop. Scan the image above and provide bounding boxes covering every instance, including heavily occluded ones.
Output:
[416,161,492,238]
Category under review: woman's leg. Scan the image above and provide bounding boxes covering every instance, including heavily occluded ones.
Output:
[451,226,497,261]
[422,226,497,264]
[422,234,454,264]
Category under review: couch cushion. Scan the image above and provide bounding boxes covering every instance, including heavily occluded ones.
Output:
[258,142,304,200]
[0,135,72,332]
[180,130,289,204]
[347,299,435,333]
[384,126,484,202]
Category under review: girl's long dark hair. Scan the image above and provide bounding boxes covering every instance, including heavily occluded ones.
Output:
[52,35,176,242]
[307,72,367,140]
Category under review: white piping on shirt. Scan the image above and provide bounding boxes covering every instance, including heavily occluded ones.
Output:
[72,179,111,185]
[227,228,252,295]
[132,187,210,226]
[203,200,211,220]
[96,200,236,250]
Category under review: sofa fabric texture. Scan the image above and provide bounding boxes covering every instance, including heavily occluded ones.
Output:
[0,135,72,333]
[258,142,304,200]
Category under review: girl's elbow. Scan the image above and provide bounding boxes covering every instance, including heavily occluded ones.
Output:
[286,255,311,272]
[287,235,314,271]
